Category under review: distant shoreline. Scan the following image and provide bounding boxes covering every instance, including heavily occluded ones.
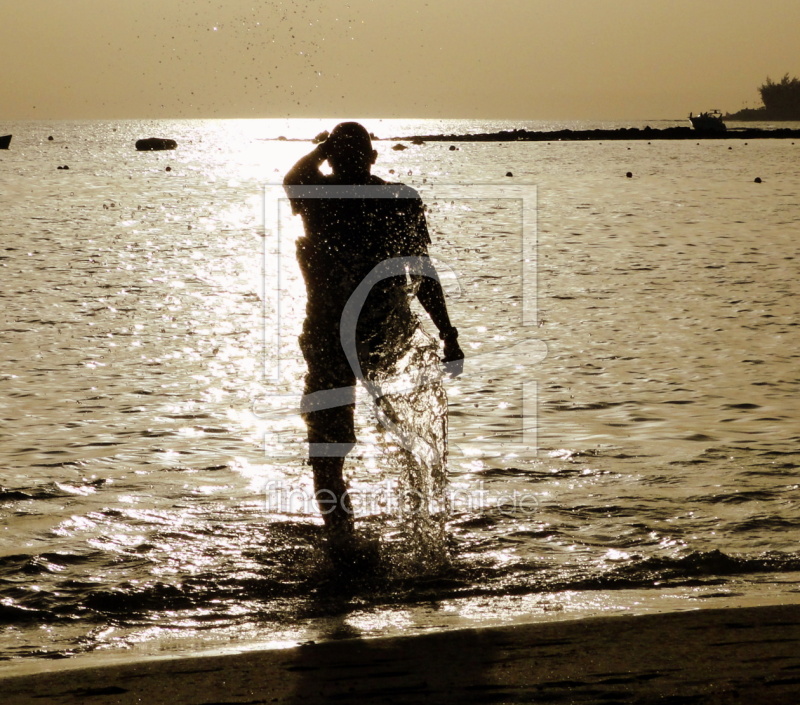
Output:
[385,126,800,142]
[726,108,800,121]
[727,115,800,121]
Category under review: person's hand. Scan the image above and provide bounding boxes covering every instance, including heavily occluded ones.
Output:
[442,331,464,377]
[315,139,330,161]
[317,132,345,162]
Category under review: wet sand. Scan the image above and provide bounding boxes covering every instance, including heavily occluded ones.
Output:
[3,604,799,704]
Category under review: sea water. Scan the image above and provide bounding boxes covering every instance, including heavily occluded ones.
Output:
[1,118,799,664]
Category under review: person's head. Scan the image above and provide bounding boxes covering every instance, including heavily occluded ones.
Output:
[325,122,377,178]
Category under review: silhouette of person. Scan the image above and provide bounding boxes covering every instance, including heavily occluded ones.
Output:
[283,122,463,561]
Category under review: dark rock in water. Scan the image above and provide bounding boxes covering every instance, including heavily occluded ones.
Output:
[48,136,54,141]
[165,166,172,172]
[626,172,633,178]
[506,171,513,177]
[449,145,458,150]
[0,134,11,149]
[392,143,407,151]
[135,137,178,151]
[754,177,762,183]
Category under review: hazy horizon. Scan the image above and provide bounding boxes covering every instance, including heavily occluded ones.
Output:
[2,0,798,121]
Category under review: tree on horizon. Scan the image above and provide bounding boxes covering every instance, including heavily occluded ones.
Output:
[758,74,800,119]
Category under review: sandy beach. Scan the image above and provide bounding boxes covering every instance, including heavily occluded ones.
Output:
[2,604,800,704]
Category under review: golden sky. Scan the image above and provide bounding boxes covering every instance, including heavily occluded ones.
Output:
[3,0,798,120]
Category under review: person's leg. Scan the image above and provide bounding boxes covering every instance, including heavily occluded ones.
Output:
[310,454,353,535]
[302,377,357,553]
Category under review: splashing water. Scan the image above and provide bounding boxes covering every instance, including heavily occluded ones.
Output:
[366,324,451,573]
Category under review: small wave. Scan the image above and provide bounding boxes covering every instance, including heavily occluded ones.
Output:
[694,489,778,504]
[585,549,800,589]
[0,550,104,577]
[728,516,800,533]
[0,479,107,503]
[0,603,53,625]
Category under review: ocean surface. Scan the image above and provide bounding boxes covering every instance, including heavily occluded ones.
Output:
[1,118,799,667]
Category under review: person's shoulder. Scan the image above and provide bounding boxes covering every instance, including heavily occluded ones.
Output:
[284,170,332,188]
[375,177,421,201]
[283,172,334,206]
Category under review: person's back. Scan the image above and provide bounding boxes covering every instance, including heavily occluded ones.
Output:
[292,176,429,365]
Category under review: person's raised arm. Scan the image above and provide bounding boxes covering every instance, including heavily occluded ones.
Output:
[416,272,464,373]
[284,142,329,187]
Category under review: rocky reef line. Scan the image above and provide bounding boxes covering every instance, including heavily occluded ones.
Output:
[386,126,800,142]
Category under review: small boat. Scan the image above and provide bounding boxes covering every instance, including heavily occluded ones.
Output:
[689,110,727,132]
[0,134,11,149]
